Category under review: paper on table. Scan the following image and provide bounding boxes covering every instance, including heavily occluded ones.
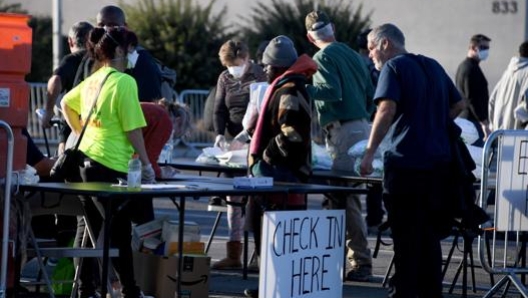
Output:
[141,184,193,189]
[110,184,207,190]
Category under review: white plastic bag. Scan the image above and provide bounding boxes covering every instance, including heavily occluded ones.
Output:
[312,142,332,170]
[454,117,479,145]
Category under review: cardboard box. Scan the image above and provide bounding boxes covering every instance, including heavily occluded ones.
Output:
[132,217,166,250]
[162,220,201,243]
[164,242,205,256]
[133,251,210,298]
[233,176,273,189]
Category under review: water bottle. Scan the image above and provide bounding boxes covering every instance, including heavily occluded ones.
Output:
[127,154,142,190]
[158,139,174,164]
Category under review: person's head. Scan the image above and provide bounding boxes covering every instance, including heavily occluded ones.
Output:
[96,5,127,27]
[519,41,528,58]
[305,10,335,45]
[157,98,192,138]
[68,21,93,51]
[87,26,137,71]
[262,35,298,83]
[255,40,270,66]
[356,28,371,55]
[468,34,491,61]
[367,23,406,71]
[218,40,250,79]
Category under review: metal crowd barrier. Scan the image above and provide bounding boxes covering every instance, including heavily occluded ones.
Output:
[0,121,14,298]
[478,130,528,298]
[178,89,215,147]
[27,83,60,148]
[26,84,325,154]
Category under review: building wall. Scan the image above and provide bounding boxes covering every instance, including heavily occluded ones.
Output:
[6,0,527,89]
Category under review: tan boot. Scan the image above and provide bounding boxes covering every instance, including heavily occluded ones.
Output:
[211,241,242,269]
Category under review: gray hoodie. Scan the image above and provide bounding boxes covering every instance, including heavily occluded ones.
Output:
[489,56,528,130]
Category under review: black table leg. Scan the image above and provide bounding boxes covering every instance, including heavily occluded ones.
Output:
[101,199,112,298]
[177,195,185,298]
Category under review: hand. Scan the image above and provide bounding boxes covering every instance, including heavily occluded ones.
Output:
[482,124,491,142]
[359,152,375,176]
[160,166,180,179]
[141,163,156,184]
[214,135,226,150]
[39,109,54,129]
[233,130,250,144]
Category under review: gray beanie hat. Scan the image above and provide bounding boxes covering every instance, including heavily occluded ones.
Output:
[262,35,298,68]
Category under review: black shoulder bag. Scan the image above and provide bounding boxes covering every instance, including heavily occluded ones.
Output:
[50,71,114,182]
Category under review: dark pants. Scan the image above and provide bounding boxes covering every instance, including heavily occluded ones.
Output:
[383,165,450,298]
[366,183,384,227]
[248,160,306,255]
[78,157,144,298]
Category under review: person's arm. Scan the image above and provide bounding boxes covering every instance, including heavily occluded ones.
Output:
[61,101,82,135]
[262,92,309,164]
[41,75,62,128]
[450,100,466,119]
[359,99,396,176]
[306,54,343,102]
[213,74,228,136]
[127,129,150,166]
[127,128,156,183]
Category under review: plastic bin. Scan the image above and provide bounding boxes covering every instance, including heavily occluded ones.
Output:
[0,13,32,177]
[0,13,32,74]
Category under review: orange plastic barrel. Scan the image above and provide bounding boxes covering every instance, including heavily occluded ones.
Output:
[0,13,32,177]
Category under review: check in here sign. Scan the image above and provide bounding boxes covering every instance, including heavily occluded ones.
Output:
[259,209,345,297]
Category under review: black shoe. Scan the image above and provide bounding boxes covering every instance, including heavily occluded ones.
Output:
[346,264,372,282]
[244,288,258,298]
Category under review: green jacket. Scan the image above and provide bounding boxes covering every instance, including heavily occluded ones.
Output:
[307,42,374,127]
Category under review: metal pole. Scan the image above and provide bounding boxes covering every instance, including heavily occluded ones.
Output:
[52,0,63,70]
[0,121,14,298]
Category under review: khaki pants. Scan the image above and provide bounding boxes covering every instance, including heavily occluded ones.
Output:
[324,118,372,267]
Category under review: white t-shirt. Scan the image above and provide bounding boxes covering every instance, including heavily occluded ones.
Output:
[242,82,269,130]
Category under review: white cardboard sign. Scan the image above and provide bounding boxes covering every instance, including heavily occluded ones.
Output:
[259,209,345,298]
[497,134,528,231]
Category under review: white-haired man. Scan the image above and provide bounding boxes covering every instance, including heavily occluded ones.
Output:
[304,10,375,282]
[360,23,465,297]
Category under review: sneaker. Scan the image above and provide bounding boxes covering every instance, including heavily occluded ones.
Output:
[346,265,372,282]
[208,196,227,212]
[244,288,259,298]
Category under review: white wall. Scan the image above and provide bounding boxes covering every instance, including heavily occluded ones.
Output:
[6,0,527,89]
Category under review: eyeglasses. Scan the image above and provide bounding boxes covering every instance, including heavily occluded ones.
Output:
[479,45,490,50]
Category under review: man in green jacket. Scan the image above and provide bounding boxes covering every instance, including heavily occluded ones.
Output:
[305,10,375,281]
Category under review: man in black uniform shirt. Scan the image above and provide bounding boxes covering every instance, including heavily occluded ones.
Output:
[41,21,93,155]
[96,5,162,102]
[455,34,492,147]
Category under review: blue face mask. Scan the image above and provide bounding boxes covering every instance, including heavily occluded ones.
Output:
[478,49,489,61]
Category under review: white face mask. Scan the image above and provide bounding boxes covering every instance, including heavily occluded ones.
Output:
[478,49,489,61]
[227,65,245,79]
[127,50,139,68]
